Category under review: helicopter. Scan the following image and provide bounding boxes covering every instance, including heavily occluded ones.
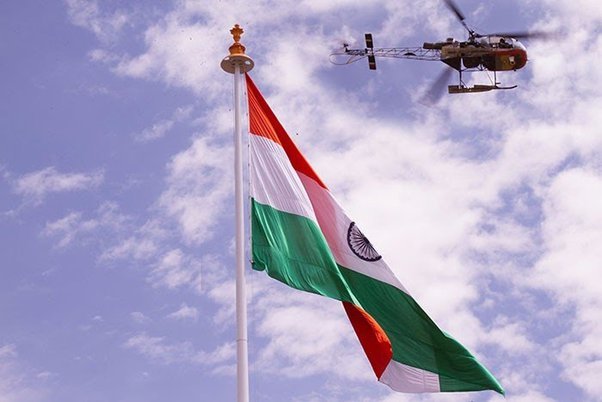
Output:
[330,0,552,100]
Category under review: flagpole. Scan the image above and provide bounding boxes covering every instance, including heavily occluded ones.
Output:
[221,25,254,402]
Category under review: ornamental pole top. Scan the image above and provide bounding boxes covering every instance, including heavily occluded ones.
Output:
[221,24,254,74]
[230,24,244,50]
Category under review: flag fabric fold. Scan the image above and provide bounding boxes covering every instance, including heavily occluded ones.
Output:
[246,73,504,395]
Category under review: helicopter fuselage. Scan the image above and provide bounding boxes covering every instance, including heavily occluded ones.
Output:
[426,36,528,72]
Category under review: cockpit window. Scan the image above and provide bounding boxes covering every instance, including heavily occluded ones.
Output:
[498,38,512,48]
[478,36,526,50]
[511,39,526,50]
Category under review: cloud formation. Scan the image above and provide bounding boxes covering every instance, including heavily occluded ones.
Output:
[12,167,103,204]
[65,0,129,43]
[158,137,232,245]
[43,202,128,248]
[123,333,235,372]
[166,303,199,321]
[134,105,194,142]
[0,344,47,402]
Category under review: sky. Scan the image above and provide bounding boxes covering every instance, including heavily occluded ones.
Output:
[1,0,601,401]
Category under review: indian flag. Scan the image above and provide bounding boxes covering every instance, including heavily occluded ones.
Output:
[246,74,504,394]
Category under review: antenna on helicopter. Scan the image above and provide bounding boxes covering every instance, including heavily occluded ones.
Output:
[365,33,377,70]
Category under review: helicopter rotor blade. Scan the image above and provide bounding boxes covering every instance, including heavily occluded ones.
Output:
[420,67,454,105]
[443,0,472,34]
[487,30,557,40]
[443,0,465,22]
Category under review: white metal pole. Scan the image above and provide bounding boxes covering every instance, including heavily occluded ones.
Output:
[220,24,254,402]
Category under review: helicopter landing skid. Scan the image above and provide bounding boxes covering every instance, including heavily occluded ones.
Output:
[448,84,517,94]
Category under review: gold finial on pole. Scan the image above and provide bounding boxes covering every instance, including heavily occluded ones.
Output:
[229,24,245,55]
[221,24,254,74]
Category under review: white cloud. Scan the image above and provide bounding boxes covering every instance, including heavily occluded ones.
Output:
[493,390,555,402]
[88,48,120,64]
[481,317,536,355]
[0,344,47,402]
[135,105,193,142]
[539,0,602,25]
[123,333,234,371]
[148,249,202,291]
[99,218,169,262]
[113,20,224,97]
[202,257,236,329]
[100,235,158,261]
[528,168,602,399]
[12,167,103,204]
[64,0,129,43]
[256,306,368,380]
[43,202,129,248]
[158,137,232,245]
[138,119,175,142]
[244,275,372,382]
[166,303,199,321]
[123,333,195,365]
[0,344,17,359]
[130,311,151,324]
[468,219,536,256]
[35,371,55,381]
[43,212,88,248]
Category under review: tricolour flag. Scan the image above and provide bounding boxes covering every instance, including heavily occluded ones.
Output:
[246,74,504,394]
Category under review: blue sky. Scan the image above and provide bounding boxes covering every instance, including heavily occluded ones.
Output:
[1,1,601,401]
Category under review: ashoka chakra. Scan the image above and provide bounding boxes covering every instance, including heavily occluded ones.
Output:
[347,222,382,262]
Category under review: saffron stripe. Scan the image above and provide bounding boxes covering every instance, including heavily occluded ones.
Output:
[246,73,327,189]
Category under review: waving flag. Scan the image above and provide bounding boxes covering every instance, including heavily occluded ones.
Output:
[246,74,504,394]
